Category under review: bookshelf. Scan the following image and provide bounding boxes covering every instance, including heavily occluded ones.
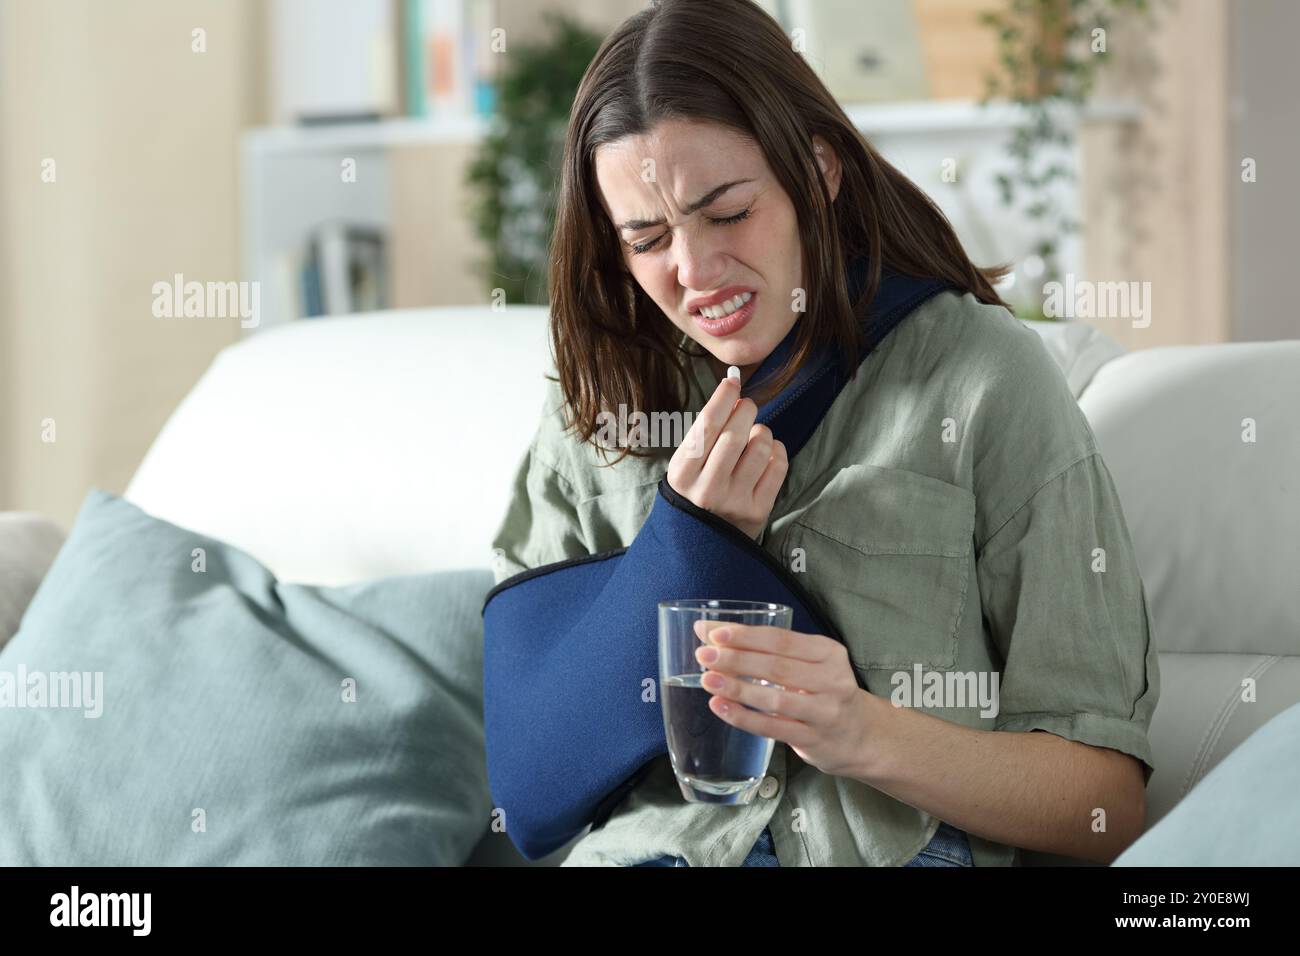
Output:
[246,98,1140,157]
[243,116,489,155]
[239,97,1142,333]
[846,97,1141,134]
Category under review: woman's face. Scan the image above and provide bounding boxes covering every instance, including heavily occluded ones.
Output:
[594,117,840,384]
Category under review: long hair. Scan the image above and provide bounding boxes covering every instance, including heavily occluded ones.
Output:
[549,0,1011,465]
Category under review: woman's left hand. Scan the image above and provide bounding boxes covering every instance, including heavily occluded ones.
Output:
[691,621,877,779]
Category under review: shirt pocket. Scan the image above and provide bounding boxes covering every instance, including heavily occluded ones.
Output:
[782,464,975,675]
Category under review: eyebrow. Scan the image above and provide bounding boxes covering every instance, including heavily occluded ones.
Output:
[617,179,756,232]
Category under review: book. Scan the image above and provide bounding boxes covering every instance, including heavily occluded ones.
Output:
[402,0,496,119]
[306,223,389,317]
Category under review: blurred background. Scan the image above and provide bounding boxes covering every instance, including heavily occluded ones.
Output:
[1,0,1297,529]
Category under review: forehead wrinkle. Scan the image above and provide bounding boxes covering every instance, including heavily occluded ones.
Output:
[596,125,759,232]
[595,144,666,228]
[601,148,687,231]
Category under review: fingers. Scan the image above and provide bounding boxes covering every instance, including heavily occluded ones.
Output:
[692,618,731,644]
[698,394,757,489]
[674,375,741,478]
[731,422,774,491]
[665,374,788,543]
[751,438,787,513]
[704,621,833,662]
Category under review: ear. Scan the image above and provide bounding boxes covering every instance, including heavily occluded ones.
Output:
[812,135,842,203]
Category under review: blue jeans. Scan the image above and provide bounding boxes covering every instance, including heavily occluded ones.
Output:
[903,821,974,867]
[632,824,780,867]
[631,821,972,867]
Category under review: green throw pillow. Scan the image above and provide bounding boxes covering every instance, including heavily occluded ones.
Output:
[0,488,492,865]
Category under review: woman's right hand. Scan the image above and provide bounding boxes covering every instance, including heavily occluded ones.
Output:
[666,375,788,541]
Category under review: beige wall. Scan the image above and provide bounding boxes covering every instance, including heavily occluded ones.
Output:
[0,0,644,527]
[0,0,265,527]
[913,0,1001,99]
[1080,0,1230,349]
[390,141,491,308]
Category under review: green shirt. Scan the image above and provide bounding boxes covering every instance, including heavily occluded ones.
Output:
[488,290,1160,866]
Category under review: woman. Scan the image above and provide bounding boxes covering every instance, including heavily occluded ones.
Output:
[483,0,1159,867]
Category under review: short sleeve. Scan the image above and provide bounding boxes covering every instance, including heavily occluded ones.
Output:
[975,450,1161,784]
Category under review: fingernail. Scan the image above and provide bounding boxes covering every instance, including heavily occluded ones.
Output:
[713,627,731,643]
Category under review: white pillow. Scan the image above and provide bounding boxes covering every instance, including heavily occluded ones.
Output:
[125,307,553,586]
[1080,340,1300,655]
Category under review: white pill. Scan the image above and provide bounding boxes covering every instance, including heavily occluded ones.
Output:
[727,365,741,382]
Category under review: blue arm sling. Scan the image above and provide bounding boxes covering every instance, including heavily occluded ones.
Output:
[482,264,952,859]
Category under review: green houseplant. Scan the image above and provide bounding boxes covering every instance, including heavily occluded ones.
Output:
[979,0,1157,320]
[464,11,604,306]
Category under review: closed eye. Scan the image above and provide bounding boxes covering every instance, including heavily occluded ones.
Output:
[630,208,752,256]
[708,208,753,227]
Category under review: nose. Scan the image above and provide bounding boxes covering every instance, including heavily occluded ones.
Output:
[671,222,726,301]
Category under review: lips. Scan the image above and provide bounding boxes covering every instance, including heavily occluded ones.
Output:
[686,285,756,315]
[692,291,757,337]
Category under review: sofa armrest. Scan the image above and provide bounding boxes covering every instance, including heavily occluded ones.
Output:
[0,512,67,649]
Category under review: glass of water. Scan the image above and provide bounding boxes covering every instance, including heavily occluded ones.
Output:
[658,599,793,804]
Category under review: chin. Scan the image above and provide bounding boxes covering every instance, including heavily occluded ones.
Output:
[710,347,763,369]
[705,328,781,367]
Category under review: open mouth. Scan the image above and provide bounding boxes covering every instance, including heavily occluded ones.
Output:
[691,291,757,337]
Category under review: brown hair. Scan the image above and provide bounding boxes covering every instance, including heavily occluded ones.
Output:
[549,0,1011,465]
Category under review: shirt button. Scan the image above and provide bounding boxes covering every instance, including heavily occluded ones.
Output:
[758,775,780,799]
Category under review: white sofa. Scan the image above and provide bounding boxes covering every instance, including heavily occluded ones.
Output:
[3,305,1297,866]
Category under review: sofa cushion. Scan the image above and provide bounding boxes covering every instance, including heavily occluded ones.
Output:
[1114,699,1300,865]
[1080,340,1300,657]
[0,488,493,865]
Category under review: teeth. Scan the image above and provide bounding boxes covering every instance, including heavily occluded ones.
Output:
[699,291,753,319]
